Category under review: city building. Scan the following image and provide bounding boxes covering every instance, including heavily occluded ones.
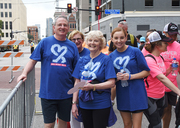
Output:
[76,0,92,33]
[35,24,41,40]
[27,26,38,43]
[0,0,28,45]
[68,13,76,33]
[77,0,180,41]
[46,18,53,37]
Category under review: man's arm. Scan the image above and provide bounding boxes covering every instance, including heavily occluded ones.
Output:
[17,59,37,82]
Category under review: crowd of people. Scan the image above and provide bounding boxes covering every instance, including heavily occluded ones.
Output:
[17,16,180,128]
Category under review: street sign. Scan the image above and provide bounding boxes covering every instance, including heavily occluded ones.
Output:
[73,7,78,12]
[105,9,120,14]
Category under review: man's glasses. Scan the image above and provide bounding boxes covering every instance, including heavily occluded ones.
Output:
[72,38,82,42]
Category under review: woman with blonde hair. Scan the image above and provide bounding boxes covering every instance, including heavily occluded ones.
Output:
[68,30,90,57]
[71,30,117,128]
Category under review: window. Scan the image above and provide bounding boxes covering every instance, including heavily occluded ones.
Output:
[89,16,92,23]
[0,3,3,8]
[6,33,8,37]
[5,12,8,17]
[137,25,150,31]
[2,22,4,29]
[9,12,12,17]
[172,0,180,6]
[5,22,8,29]
[145,0,153,6]
[9,22,12,29]
[9,3,11,9]
[5,3,7,9]
[1,12,3,17]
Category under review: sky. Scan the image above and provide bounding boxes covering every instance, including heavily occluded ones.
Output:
[21,0,75,38]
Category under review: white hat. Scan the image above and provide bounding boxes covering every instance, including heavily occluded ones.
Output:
[148,31,172,43]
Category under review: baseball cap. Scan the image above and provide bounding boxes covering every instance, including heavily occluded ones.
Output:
[140,37,145,42]
[118,19,126,23]
[148,31,172,43]
[163,22,180,35]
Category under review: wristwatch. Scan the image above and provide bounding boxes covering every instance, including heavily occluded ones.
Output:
[72,101,77,104]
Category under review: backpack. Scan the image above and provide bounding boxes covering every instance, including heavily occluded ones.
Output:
[129,34,134,46]
[144,54,164,88]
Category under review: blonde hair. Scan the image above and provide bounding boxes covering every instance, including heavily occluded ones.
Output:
[68,30,84,41]
[85,30,106,51]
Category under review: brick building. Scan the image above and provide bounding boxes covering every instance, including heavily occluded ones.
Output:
[27,26,38,43]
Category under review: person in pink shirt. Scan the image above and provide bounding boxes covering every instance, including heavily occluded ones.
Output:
[141,29,156,56]
[161,22,180,128]
[143,31,180,128]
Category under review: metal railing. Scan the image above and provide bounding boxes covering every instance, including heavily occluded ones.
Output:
[0,68,35,128]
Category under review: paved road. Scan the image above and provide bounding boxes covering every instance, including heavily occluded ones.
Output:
[0,45,179,128]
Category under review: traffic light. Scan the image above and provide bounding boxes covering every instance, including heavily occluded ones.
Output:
[95,5,100,15]
[28,29,31,33]
[67,3,72,13]
[36,28,38,32]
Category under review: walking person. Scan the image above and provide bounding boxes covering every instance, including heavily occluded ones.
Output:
[68,30,90,128]
[161,22,180,128]
[17,16,79,128]
[71,30,117,128]
[109,27,150,128]
[143,31,180,128]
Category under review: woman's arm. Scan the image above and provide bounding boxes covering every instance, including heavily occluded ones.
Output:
[130,70,150,80]
[117,70,150,81]
[156,74,180,96]
[72,78,80,119]
[81,78,115,91]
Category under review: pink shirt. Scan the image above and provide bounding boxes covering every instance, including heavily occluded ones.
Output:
[145,54,166,99]
[161,41,180,92]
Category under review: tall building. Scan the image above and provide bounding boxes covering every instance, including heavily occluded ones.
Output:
[0,0,28,45]
[77,0,180,41]
[76,0,92,33]
[35,24,41,40]
[27,26,38,43]
[46,18,53,37]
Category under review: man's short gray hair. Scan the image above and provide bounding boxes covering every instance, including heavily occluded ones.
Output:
[54,16,69,25]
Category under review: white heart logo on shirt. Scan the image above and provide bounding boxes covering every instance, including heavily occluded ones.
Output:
[51,44,67,63]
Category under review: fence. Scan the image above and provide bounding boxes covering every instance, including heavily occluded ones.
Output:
[0,68,35,128]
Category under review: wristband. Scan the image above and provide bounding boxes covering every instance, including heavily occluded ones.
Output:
[128,74,131,80]
[93,85,96,91]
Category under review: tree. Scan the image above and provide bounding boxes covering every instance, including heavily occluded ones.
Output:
[28,34,34,40]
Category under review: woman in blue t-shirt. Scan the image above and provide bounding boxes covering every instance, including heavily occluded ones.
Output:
[72,30,116,128]
[109,27,150,128]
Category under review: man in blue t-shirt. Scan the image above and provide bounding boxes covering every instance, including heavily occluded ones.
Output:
[17,16,79,128]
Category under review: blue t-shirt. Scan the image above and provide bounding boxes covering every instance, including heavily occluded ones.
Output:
[30,36,79,100]
[79,47,90,57]
[72,53,116,109]
[109,46,150,111]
